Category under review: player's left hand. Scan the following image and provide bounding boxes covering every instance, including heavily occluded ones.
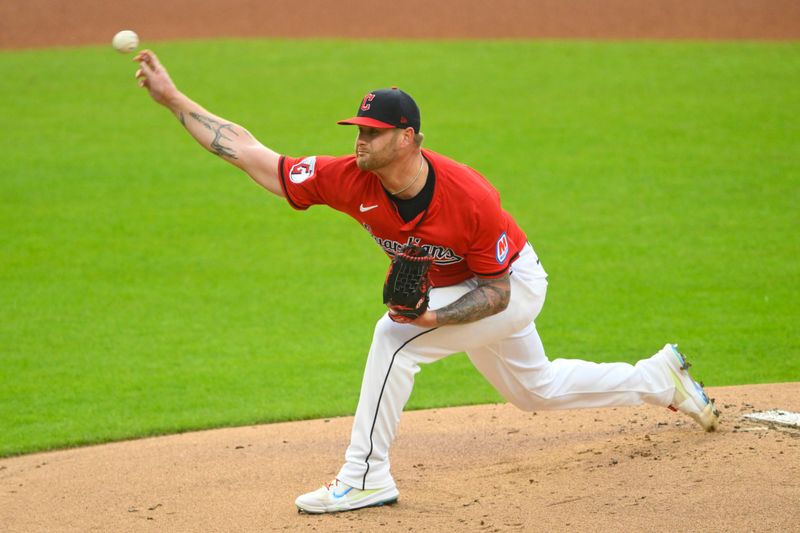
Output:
[388,309,438,328]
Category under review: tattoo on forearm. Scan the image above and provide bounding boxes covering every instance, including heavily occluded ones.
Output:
[434,275,511,326]
[178,111,186,127]
[189,112,239,159]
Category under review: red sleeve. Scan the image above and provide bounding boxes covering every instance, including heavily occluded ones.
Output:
[466,189,515,278]
[278,155,338,210]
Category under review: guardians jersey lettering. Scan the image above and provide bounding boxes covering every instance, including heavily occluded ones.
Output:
[367,232,464,265]
[278,149,528,287]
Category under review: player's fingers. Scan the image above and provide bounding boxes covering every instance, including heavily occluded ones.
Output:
[135,70,149,87]
[138,61,157,81]
[134,50,159,73]
[148,51,162,68]
[135,68,150,88]
[132,49,150,64]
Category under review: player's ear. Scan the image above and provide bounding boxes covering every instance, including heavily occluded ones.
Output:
[399,127,416,147]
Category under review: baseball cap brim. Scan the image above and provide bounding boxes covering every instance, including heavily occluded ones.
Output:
[337,117,397,129]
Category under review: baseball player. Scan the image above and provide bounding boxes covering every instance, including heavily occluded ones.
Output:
[134,50,720,514]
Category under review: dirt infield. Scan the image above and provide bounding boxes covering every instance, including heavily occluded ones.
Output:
[2,384,799,532]
[3,2,799,531]
[1,0,799,49]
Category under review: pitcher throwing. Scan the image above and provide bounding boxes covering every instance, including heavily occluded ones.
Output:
[134,49,720,514]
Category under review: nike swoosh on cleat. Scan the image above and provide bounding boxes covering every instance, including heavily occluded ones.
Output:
[359,203,378,212]
[332,487,353,499]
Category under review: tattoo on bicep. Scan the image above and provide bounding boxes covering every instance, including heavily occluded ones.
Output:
[189,112,239,159]
[435,274,511,326]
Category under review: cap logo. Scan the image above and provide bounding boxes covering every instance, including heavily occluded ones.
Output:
[400,116,408,124]
[360,93,376,112]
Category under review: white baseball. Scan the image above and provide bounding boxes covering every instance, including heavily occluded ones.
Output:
[112,30,139,54]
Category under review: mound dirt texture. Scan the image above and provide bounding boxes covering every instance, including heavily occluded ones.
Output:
[1,0,799,48]
[2,1,799,532]
[2,384,799,532]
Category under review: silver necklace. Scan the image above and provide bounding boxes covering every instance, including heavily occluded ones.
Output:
[390,156,424,196]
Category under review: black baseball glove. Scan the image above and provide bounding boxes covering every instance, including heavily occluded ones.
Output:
[383,245,434,320]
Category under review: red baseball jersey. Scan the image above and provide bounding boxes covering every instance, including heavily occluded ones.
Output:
[278,149,528,287]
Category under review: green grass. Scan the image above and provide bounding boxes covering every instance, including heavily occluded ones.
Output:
[1,40,798,457]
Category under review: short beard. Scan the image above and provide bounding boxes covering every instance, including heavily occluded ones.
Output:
[355,131,400,171]
[355,156,373,171]
[356,152,392,171]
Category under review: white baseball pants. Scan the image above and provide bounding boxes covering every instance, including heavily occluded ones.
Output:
[337,244,676,490]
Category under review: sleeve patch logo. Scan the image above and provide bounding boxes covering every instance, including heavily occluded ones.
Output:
[495,232,509,264]
[289,156,317,184]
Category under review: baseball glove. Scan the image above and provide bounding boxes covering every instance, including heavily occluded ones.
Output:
[383,244,434,320]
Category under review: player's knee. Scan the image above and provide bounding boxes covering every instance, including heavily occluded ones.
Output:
[508,373,559,411]
[506,396,539,411]
[508,392,553,412]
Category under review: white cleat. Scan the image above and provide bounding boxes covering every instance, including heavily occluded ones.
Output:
[295,479,399,514]
[660,344,721,432]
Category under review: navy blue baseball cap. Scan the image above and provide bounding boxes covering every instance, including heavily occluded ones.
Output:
[338,87,421,134]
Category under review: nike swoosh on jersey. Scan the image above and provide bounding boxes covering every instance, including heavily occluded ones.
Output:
[359,203,379,212]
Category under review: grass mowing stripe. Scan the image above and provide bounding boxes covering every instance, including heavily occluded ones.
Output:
[0,40,798,456]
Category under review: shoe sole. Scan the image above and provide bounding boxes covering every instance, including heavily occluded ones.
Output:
[296,487,399,514]
[668,345,720,432]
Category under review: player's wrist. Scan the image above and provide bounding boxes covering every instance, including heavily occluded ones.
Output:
[163,90,188,112]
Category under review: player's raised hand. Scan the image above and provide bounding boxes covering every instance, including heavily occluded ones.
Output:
[134,50,181,108]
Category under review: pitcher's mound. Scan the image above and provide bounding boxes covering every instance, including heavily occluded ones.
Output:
[1,383,798,532]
